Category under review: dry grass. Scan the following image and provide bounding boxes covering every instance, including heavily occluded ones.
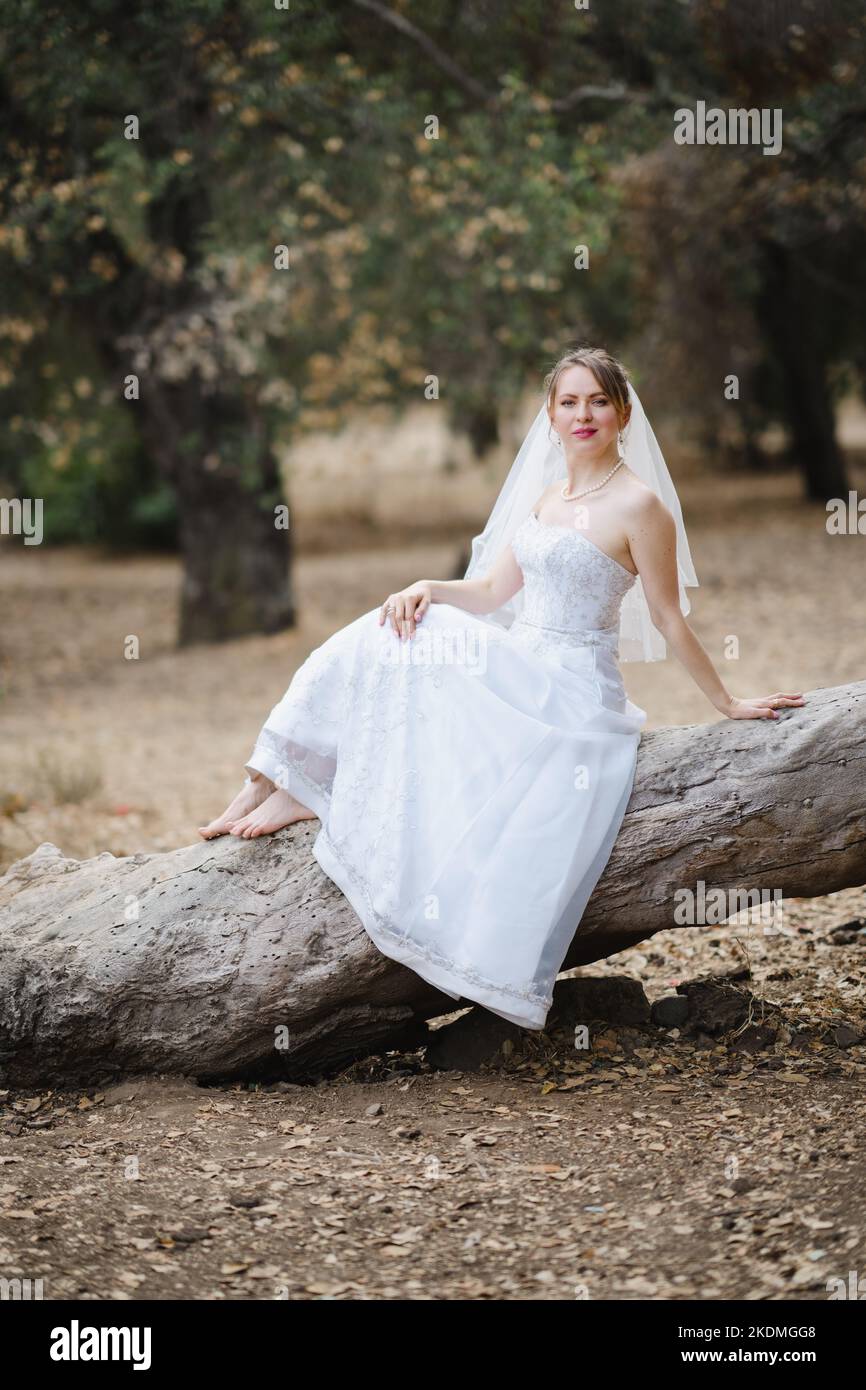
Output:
[26,746,104,807]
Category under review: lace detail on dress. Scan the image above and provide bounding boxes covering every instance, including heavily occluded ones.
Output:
[251,726,335,809]
[250,614,456,879]
[511,511,636,635]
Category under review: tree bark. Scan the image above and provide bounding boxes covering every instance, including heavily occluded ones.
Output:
[755,239,848,501]
[1,681,863,1088]
[138,379,296,646]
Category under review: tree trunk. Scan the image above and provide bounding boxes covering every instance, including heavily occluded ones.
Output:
[138,378,295,646]
[755,239,848,501]
[1,681,863,1088]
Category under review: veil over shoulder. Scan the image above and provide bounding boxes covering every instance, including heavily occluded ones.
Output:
[463,382,698,661]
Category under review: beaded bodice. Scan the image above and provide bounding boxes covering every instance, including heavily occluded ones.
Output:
[507,510,637,658]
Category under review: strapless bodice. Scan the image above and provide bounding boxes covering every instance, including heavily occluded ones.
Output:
[507,510,637,660]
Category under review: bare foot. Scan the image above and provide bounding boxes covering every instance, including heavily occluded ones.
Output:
[198,775,273,839]
[229,788,317,839]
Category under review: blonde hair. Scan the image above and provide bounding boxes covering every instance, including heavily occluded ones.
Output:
[543,347,630,428]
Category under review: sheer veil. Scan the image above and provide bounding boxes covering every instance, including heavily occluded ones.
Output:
[462,382,698,661]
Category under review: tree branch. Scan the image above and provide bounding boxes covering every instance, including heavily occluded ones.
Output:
[349,0,496,104]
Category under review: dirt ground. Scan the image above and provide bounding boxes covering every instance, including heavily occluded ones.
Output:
[1,906,865,1302]
[1,453,865,1300]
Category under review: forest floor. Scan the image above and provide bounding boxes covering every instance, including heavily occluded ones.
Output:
[0,459,865,1300]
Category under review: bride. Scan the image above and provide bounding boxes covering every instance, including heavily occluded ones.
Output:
[198,347,804,1030]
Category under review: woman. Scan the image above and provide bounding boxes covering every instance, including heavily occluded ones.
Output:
[198,347,804,1029]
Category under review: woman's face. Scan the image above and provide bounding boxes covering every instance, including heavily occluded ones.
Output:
[549,364,628,460]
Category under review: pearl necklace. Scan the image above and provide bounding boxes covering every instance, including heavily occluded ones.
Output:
[561,457,623,502]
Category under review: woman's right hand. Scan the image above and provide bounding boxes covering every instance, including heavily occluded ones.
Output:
[378,582,432,640]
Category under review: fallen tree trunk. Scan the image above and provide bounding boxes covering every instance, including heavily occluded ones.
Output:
[1,681,864,1086]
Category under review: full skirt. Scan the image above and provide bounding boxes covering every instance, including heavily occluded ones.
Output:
[245,603,645,1030]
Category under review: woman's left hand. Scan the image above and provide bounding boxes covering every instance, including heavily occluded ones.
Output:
[720,692,805,720]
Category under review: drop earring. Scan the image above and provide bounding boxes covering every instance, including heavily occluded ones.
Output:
[547,424,564,450]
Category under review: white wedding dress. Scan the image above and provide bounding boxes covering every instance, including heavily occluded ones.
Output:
[245,509,646,1030]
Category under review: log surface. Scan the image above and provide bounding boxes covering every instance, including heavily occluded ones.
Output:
[1,681,863,1086]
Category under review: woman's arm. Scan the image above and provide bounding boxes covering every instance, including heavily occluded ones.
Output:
[429,539,524,613]
[379,538,525,639]
[627,492,804,721]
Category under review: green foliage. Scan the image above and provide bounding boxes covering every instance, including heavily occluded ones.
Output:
[6,415,177,549]
[0,0,863,542]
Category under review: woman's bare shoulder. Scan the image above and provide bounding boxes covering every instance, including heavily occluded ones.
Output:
[618,470,672,522]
